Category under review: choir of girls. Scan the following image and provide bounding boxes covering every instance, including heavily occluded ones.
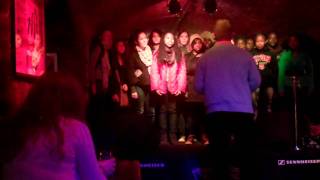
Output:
[89,29,314,145]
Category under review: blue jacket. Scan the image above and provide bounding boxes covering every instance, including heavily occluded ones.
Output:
[195,41,261,113]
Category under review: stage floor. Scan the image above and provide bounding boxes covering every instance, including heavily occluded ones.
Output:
[140,144,320,180]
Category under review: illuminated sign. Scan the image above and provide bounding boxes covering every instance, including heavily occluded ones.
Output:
[278,159,320,166]
[14,0,45,77]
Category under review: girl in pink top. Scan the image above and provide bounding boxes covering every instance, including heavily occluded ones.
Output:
[150,32,187,145]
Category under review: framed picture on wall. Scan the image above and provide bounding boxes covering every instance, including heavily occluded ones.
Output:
[12,0,46,78]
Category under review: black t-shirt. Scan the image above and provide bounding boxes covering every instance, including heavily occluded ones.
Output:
[251,48,278,87]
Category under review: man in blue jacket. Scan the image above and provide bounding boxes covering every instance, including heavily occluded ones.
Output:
[195,19,261,180]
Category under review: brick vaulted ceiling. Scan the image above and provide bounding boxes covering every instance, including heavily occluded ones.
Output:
[65,0,320,41]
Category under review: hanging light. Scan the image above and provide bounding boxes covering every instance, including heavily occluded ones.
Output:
[203,0,217,14]
[167,0,182,14]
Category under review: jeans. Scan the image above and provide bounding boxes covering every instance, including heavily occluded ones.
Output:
[159,94,177,136]
[133,86,155,122]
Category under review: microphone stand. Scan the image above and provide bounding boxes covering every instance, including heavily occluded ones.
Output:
[292,76,301,151]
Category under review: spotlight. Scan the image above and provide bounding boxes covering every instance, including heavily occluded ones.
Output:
[203,0,217,14]
[167,0,182,14]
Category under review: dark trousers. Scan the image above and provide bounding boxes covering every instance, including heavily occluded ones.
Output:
[132,86,155,122]
[159,94,177,136]
[176,95,185,137]
[257,85,274,112]
[87,81,115,152]
[206,112,258,180]
[181,102,205,137]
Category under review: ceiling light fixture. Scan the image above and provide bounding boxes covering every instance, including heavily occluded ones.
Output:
[203,0,217,14]
[168,0,182,14]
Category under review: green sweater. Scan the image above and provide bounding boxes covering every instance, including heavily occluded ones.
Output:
[278,50,314,93]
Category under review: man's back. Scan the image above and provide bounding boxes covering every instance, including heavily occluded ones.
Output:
[202,19,261,180]
[195,42,261,113]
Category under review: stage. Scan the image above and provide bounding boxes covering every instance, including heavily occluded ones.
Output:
[140,144,320,180]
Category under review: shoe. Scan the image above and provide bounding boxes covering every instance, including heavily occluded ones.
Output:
[160,132,169,145]
[185,135,194,145]
[178,136,186,143]
[254,110,258,120]
[201,134,209,145]
[267,105,272,113]
[267,100,272,113]
[169,133,178,145]
[203,140,209,145]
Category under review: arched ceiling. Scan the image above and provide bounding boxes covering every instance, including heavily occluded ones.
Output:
[65,0,320,40]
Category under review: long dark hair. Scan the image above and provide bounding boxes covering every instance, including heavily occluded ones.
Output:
[148,29,162,49]
[177,30,190,46]
[0,72,87,164]
[128,29,146,50]
[110,39,129,72]
[191,38,206,54]
[158,32,182,64]
[89,28,111,53]
[282,33,303,51]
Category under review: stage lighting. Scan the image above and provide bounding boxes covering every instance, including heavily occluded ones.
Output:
[167,0,182,14]
[203,0,217,14]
